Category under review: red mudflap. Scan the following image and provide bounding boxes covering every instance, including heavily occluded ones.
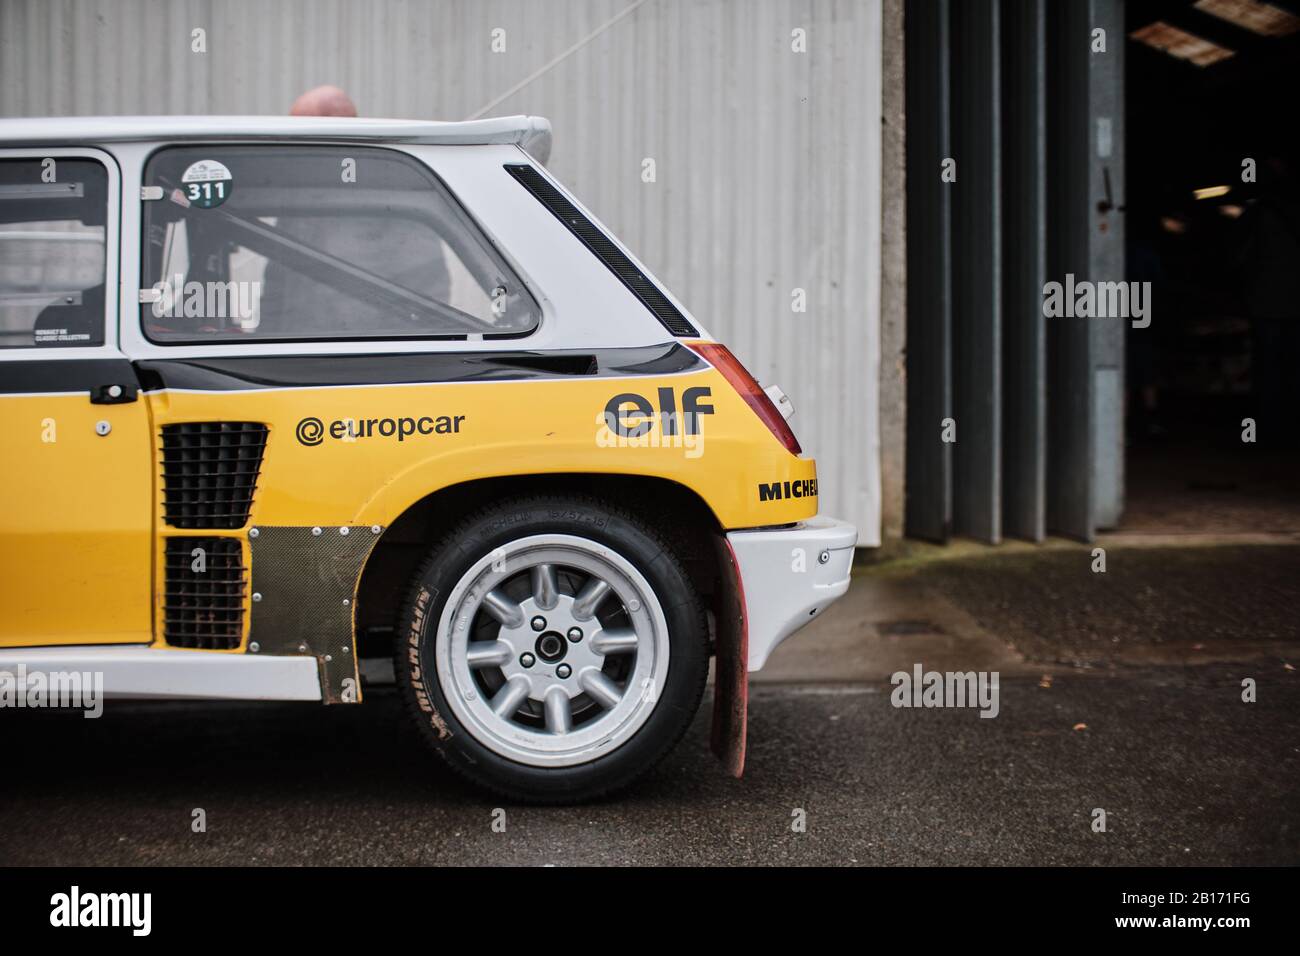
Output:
[709,537,748,778]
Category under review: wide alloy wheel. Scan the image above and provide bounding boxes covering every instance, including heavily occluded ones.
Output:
[436,534,670,767]
[395,496,709,802]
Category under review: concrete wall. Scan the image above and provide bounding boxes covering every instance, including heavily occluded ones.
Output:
[1,0,887,541]
[879,0,907,540]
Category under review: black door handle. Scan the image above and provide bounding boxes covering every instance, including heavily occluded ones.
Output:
[90,383,138,404]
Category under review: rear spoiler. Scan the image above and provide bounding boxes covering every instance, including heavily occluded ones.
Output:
[516,116,552,165]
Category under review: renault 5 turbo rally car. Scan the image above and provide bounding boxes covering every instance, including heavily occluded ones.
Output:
[0,114,856,801]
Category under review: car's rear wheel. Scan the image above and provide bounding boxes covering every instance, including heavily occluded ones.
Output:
[394,496,709,802]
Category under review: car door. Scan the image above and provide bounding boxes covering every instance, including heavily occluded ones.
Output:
[0,148,154,647]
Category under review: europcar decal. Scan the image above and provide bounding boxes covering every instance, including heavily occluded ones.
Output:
[295,414,465,446]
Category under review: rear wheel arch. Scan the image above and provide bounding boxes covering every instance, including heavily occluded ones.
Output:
[391,492,712,801]
[354,474,728,660]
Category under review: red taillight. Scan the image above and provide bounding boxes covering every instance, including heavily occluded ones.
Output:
[688,342,802,455]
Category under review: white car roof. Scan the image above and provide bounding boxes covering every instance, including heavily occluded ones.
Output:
[0,114,552,162]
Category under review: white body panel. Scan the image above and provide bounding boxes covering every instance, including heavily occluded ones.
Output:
[48,137,714,361]
[0,646,322,701]
[0,114,554,160]
[727,517,858,671]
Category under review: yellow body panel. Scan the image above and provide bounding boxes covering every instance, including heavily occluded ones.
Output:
[0,393,154,647]
[146,366,817,531]
[3,362,817,651]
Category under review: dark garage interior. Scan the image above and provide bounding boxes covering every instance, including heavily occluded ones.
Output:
[904,0,1300,542]
[1123,0,1300,533]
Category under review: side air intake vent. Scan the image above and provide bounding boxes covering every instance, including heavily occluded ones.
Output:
[164,536,245,650]
[159,422,267,529]
[504,163,699,337]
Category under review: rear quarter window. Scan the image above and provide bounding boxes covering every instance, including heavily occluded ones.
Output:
[141,145,538,344]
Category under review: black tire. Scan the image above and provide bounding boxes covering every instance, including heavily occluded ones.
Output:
[393,494,709,803]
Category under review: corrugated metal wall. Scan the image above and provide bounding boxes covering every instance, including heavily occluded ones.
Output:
[903,0,1123,545]
[0,0,883,541]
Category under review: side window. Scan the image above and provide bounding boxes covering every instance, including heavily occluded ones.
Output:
[0,158,108,348]
[141,145,538,343]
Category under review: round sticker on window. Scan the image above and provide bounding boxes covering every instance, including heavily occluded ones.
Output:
[180,159,232,209]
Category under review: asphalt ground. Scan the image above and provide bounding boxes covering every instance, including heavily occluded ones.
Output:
[3,541,1296,866]
[2,663,1295,866]
[920,544,1300,668]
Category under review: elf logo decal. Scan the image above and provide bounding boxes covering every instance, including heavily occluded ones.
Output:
[758,478,818,502]
[296,414,465,446]
[602,386,714,437]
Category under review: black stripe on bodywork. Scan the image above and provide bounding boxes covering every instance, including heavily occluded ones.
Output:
[0,358,140,395]
[134,343,703,392]
[503,164,700,338]
[0,345,703,395]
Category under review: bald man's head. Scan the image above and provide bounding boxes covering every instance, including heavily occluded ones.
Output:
[290,85,357,117]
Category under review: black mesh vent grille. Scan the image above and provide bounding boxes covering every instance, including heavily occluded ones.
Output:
[164,537,245,650]
[159,422,268,529]
[504,163,699,337]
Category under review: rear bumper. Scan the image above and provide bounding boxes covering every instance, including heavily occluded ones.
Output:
[725,516,857,671]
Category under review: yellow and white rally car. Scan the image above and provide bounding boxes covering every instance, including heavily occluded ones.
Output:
[0,115,855,801]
